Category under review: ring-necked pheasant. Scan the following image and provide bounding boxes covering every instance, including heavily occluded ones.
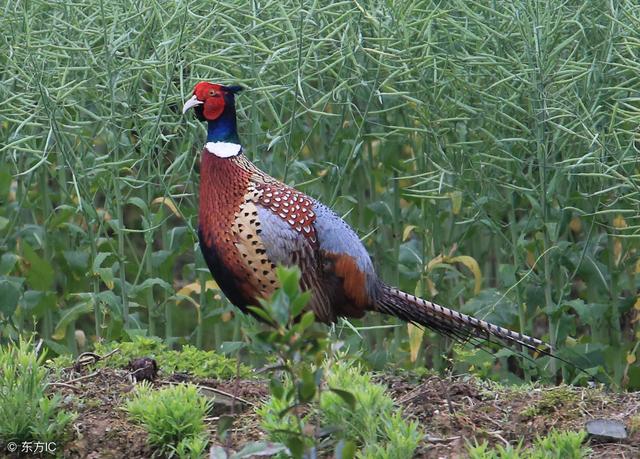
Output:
[182,82,549,354]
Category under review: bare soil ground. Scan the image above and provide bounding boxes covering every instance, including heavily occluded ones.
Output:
[41,362,639,458]
[376,374,640,458]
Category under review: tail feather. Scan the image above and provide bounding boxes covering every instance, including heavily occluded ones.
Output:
[376,284,550,354]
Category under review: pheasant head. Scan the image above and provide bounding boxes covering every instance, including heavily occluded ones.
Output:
[183,82,243,144]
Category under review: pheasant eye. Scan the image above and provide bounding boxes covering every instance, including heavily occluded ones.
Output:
[209,90,218,97]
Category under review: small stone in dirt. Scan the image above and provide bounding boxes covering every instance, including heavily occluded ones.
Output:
[586,419,627,442]
[127,357,158,382]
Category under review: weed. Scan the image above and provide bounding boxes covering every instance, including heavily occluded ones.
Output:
[468,441,525,459]
[164,344,248,379]
[320,360,422,458]
[251,267,421,457]
[124,382,212,456]
[258,359,422,458]
[467,430,589,459]
[0,339,76,445]
[532,430,589,459]
[88,336,252,379]
[171,434,209,459]
[520,386,578,419]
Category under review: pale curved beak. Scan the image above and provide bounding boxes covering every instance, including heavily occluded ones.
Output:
[182,95,203,114]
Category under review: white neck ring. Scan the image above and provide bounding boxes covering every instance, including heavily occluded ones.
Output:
[204,142,242,158]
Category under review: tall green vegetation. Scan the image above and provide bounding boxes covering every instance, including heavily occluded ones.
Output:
[0,0,639,386]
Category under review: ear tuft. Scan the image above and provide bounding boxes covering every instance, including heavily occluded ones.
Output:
[224,85,244,94]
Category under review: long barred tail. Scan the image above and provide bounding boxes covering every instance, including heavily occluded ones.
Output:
[376,284,551,354]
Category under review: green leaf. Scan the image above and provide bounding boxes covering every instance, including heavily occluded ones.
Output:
[209,445,228,459]
[151,250,174,276]
[96,291,122,315]
[298,310,315,330]
[49,205,76,229]
[107,218,123,232]
[44,338,73,356]
[292,160,311,175]
[291,291,312,318]
[130,278,172,296]
[52,300,94,340]
[269,377,284,400]
[0,169,11,198]
[23,242,54,291]
[96,268,115,290]
[268,293,291,326]
[298,367,316,402]
[0,280,20,317]
[127,196,149,214]
[233,441,289,458]
[0,216,9,231]
[247,305,275,325]
[335,440,357,459]
[92,252,111,271]
[63,250,90,272]
[461,288,518,326]
[219,341,245,355]
[217,414,235,441]
[21,291,56,318]
[566,299,609,329]
[277,265,300,297]
[329,387,357,410]
[0,253,18,275]
[626,365,640,391]
[284,436,305,459]
[313,367,324,386]
[277,402,300,418]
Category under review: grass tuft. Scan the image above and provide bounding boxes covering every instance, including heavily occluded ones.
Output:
[0,339,76,445]
[467,430,589,459]
[321,360,422,458]
[125,382,211,456]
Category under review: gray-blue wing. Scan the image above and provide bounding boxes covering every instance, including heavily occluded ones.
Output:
[256,205,334,321]
[311,200,379,308]
[256,199,379,321]
[311,200,375,276]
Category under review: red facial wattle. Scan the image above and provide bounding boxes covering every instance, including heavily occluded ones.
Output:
[202,96,225,120]
[190,82,227,121]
